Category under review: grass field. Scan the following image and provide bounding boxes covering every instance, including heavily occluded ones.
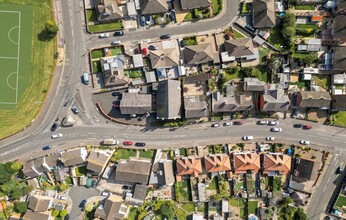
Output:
[0,0,56,139]
[335,195,346,209]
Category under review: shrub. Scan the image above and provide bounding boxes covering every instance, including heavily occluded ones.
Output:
[52,209,60,217]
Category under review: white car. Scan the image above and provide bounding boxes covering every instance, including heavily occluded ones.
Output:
[223,122,233,126]
[174,149,180,157]
[268,121,279,125]
[99,33,109,38]
[111,40,121,45]
[266,136,275,141]
[57,195,67,200]
[257,120,268,125]
[212,123,220,127]
[270,127,282,132]
[243,136,254,140]
[51,133,63,139]
[300,140,310,145]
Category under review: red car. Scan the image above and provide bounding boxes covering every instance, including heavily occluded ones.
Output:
[123,141,133,146]
[233,121,245,125]
[303,125,312,129]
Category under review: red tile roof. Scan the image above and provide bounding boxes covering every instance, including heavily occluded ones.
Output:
[233,152,260,174]
[263,153,291,175]
[176,157,202,177]
[204,154,231,173]
[311,15,323,21]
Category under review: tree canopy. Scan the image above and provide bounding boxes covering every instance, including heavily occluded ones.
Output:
[14,202,28,214]
[44,20,59,37]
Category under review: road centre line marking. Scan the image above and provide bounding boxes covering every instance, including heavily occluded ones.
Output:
[327,176,331,183]
[323,186,327,192]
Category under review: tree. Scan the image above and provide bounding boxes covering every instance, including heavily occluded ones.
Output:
[11,186,23,199]
[160,203,174,219]
[60,209,68,218]
[22,185,33,196]
[14,202,28,214]
[57,183,68,192]
[231,66,240,74]
[281,13,296,28]
[281,27,296,40]
[52,209,60,217]
[0,164,14,184]
[294,208,307,220]
[278,197,293,207]
[44,20,59,37]
[302,53,318,66]
[11,162,23,172]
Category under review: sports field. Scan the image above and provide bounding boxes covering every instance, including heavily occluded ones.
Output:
[0,4,32,110]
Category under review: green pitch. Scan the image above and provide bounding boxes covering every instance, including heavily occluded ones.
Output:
[0,4,32,110]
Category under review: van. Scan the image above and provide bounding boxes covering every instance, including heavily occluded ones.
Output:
[103,139,118,145]
[83,73,89,85]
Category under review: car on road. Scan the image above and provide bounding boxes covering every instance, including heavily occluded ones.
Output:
[268,121,279,125]
[148,45,159,50]
[223,122,232,126]
[243,136,254,140]
[111,92,121,96]
[42,145,52,151]
[293,124,303,128]
[212,123,220,127]
[266,136,275,141]
[233,121,245,125]
[160,34,171,39]
[71,106,80,114]
[303,125,312,130]
[51,133,63,139]
[51,123,58,132]
[111,40,121,45]
[270,127,282,132]
[99,33,109,38]
[113,31,124,36]
[336,167,343,174]
[300,140,310,145]
[135,142,146,147]
[257,120,268,125]
[123,141,133,146]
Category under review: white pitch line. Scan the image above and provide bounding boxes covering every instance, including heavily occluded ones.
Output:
[0,56,18,59]
[15,11,21,104]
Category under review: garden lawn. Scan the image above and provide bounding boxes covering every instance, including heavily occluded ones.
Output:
[184,12,193,21]
[92,60,101,73]
[268,26,285,50]
[111,47,122,55]
[229,198,239,206]
[248,201,258,214]
[295,5,315,10]
[312,75,329,90]
[296,24,318,30]
[127,207,138,220]
[88,21,123,33]
[233,29,245,38]
[139,150,155,159]
[86,9,97,23]
[176,180,191,202]
[181,203,195,212]
[335,195,346,209]
[91,49,104,59]
[110,148,137,162]
[333,111,346,127]
[124,69,141,78]
[223,69,244,81]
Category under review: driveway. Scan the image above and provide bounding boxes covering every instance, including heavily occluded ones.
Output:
[68,186,99,219]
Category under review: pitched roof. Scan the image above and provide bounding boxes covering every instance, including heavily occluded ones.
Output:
[61,148,87,166]
[180,0,211,10]
[292,158,320,182]
[156,80,182,119]
[333,15,346,44]
[23,210,51,220]
[253,0,276,28]
[224,38,256,58]
[120,93,152,115]
[94,195,127,220]
[150,48,179,68]
[244,78,265,91]
[184,95,208,119]
[28,195,52,212]
[297,91,331,108]
[133,184,148,201]
[261,89,290,112]
[87,151,110,174]
[233,153,260,174]
[184,44,214,65]
[115,159,152,184]
[139,0,169,14]
[334,46,346,70]
[263,153,291,175]
[100,55,128,87]
[95,0,123,22]
[204,154,232,173]
[332,95,346,110]
[158,160,175,186]
[212,92,253,113]
[176,157,202,177]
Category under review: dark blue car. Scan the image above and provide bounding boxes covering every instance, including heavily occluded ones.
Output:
[42,145,52,151]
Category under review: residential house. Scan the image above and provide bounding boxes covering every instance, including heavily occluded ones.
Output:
[87,151,111,175]
[292,157,320,182]
[296,91,331,109]
[139,0,169,15]
[53,167,67,183]
[157,160,175,186]
[180,0,211,10]
[332,14,346,46]
[28,195,52,212]
[221,38,259,65]
[291,191,309,205]
[253,0,276,28]
[184,43,215,65]
[94,195,128,220]
[115,158,152,184]
[204,154,232,174]
[331,95,346,111]
[244,78,265,92]
[259,89,290,112]
[23,210,52,220]
[149,48,180,69]
[262,153,291,176]
[100,55,129,87]
[176,157,202,181]
[156,80,182,120]
[333,47,346,71]
[95,0,123,23]
[212,92,253,113]
[232,152,261,174]
[131,184,148,204]
[61,148,88,167]
[184,96,208,119]
[23,157,50,178]
[120,93,152,115]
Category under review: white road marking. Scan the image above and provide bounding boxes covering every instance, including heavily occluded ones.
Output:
[323,186,327,192]
[327,176,331,183]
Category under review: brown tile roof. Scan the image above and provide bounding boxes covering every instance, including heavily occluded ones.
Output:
[150,48,179,68]
[180,0,211,10]
[253,0,276,28]
[87,151,110,175]
[333,46,346,70]
[176,157,202,177]
[331,94,346,110]
[204,154,231,173]
[139,0,169,15]
[263,153,291,175]
[61,148,87,167]
[115,159,152,184]
[94,195,127,220]
[224,38,255,58]
[297,91,331,108]
[23,210,51,220]
[28,195,52,212]
[333,15,346,44]
[184,43,214,65]
[232,153,260,174]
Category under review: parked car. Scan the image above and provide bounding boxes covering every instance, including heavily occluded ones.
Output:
[174,149,180,157]
[300,140,310,145]
[111,40,121,45]
[148,45,159,50]
[243,136,254,140]
[122,185,132,190]
[212,123,220,127]
[51,123,58,132]
[160,34,171,39]
[138,113,150,121]
[180,40,185,48]
[113,31,124,36]
[223,122,232,126]
[268,121,279,125]
[266,136,275,141]
[303,125,312,130]
[336,167,343,174]
[257,120,268,125]
[58,195,67,200]
[270,127,282,132]
[139,16,146,26]
[71,106,80,114]
[293,124,303,128]
[51,133,63,139]
[99,33,109,38]
[42,145,52,151]
[79,200,87,209]
[111,92,121,96]
[135,142,146,147]
[123,141,133,146]
[101,191,110,197]
[233,121,245,125]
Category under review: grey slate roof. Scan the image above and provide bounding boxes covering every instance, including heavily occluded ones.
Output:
[115,159,152,184]
[157,160,175,186]
[184,95,208,119]
[261,89,290,112]
[95,0,123,22]
[133,184,148,201]
[87,151,110,175]
[184,43,214,65]
[28,195,51,212]
[120,93,152,115]
[332,95,346,110]
[139,0,168,14]
[244,78,265,91]
[150,48,179,68]
[292,158,320,182]
[334,46,346,70]
[23,210,50,220]
[212,92,253,113]
[156,80,182,119]
[297,91,331,108]
[253,0,276,28]
[180,0,211,10]
[223,38,256,59]
[94,195,127,220]
[61,148,87,167]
